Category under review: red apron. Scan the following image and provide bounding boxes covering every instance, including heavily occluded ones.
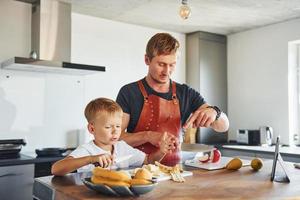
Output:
[133,80,181,166]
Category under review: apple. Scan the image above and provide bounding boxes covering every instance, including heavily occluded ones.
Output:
[210,148,221,163]
[198,154,210,163]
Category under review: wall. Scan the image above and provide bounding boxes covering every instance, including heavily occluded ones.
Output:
[0,1,185,152]
[71,13,186,102]
[227,18,300,145]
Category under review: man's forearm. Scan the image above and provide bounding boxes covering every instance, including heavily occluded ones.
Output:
[120,131,149,147]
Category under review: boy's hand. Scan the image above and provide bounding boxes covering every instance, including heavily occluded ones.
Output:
[91,154,113,168]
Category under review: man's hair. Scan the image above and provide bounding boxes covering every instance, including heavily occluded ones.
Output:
[146,33,180,61]
[84,97,122,122]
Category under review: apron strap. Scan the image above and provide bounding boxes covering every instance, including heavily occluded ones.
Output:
[171,81,178,104]
[138,79,178,104]
[137,80,149,102]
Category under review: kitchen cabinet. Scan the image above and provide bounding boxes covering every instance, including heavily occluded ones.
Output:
[35,160,58,178]
[186,31,227,144]
[0,164,34,200]
[0,153,66,200]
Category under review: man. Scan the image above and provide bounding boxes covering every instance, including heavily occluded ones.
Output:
[116,33,229,166]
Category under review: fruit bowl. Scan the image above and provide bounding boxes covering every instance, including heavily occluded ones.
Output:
[82,177,157,196]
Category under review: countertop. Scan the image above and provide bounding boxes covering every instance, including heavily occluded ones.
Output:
[0,153,64,167]
[33,144,300,200]
[222,144,300,157]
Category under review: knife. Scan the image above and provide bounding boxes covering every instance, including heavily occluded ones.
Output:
[93,155,133,167]
[114,155,133,164]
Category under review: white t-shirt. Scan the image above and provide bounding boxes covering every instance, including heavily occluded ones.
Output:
[69,140,146,172]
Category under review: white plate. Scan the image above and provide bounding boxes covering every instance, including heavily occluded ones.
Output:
[185,156,251,170]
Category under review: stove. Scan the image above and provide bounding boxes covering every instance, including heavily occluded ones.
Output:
[0,139,26,158]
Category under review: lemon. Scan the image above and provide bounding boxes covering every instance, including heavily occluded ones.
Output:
[251,158,263,171]
[225,157,243,170]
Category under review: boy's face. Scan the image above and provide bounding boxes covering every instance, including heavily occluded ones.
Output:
[145,53,177,84]
[88,111,123,148]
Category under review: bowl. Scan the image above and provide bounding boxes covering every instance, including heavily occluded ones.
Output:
[82,177,157,196]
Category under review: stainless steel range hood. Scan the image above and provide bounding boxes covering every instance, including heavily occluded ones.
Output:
[1,0,105,75]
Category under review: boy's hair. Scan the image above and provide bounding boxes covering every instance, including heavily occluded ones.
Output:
[146,33,180,61]
[84,98,122,122]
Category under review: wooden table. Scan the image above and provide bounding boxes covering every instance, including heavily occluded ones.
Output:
[33,159,300,199]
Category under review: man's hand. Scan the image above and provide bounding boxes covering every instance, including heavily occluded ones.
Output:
[147,131,179,149]
[158,132,178,154]
[183,105,217,129]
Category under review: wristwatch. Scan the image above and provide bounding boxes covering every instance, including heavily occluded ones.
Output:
[207,106,221,121]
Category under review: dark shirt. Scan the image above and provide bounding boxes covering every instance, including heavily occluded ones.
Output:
[116,78,206,132]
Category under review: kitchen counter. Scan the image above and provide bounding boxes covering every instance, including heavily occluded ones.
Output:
[0,153,64,167]
[33,144,300,200]
[220,144,300,163]
[33,161,300,199]
[222,144,300,156]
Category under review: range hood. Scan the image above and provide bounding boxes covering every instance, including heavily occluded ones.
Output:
[1,0,105,75]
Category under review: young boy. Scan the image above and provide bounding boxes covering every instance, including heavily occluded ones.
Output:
[51,97,175,176]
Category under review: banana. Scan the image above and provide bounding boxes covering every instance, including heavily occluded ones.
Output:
[92,167,131,182]
[91,175,130,187]
[130,178,152,186]
[154,161,173,173]
[134,168,152,180]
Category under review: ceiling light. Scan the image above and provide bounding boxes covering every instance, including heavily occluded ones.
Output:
[179,0,191,20]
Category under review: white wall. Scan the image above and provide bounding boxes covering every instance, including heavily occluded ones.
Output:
[0,70,86,151]
[0,2,185,152]
[228,18,300,145]
[71,13,186,103]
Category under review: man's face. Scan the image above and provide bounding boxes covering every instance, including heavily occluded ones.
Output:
[145,53,177,84]
[89,111,123,147]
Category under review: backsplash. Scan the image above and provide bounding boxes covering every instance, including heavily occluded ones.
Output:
[0,70,87,152]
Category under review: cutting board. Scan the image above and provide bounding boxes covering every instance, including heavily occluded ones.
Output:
[125,169,193,182]
[152,170,193,182]
[184,156,251,170]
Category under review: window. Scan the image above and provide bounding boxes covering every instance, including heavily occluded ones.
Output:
[288,41,300,145]
[297,44,300,145]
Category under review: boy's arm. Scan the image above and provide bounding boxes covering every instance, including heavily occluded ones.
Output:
[51,156,93,176]
[52,154,114,176]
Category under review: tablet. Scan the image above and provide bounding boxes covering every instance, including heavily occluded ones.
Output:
[270,136,290,183]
